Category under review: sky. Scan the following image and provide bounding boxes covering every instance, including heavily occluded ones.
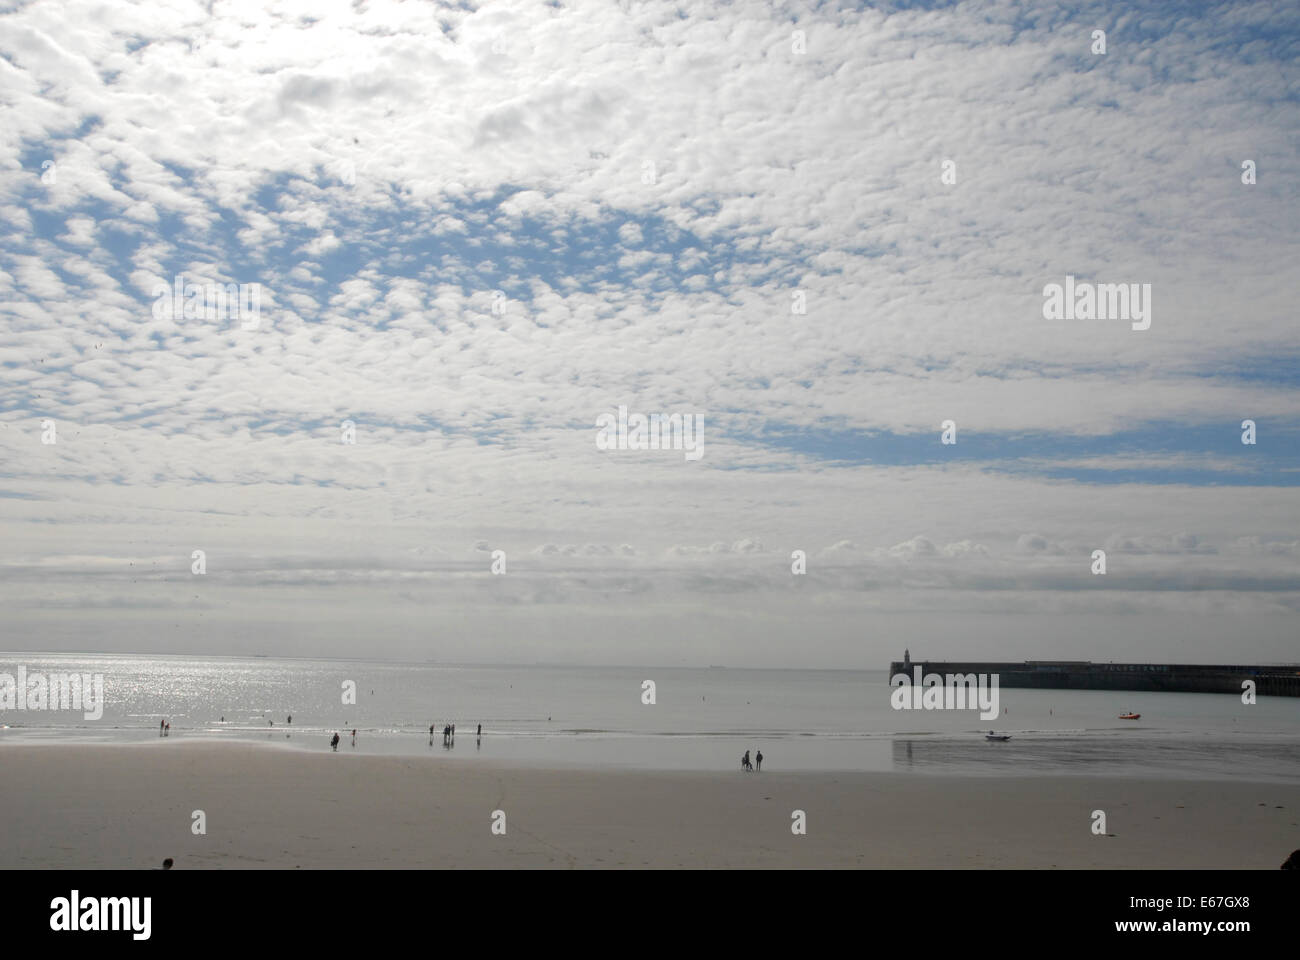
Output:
[1,0,1297,667]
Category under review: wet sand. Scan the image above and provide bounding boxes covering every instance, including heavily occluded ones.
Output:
[1,741,1295,868]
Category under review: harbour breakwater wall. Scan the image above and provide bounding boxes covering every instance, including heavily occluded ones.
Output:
[888,660,1300,697]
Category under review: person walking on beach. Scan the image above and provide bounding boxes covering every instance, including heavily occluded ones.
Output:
[477,723,482,738]
[755,750,763,771]
[330,732,340,751]
[164,722,170,736]
[351,728,356,747]
[160,719,165,736]
[741,750,751,771]
[287,715,292,725]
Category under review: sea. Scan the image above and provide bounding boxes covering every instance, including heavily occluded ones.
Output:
[1,652,1297,782]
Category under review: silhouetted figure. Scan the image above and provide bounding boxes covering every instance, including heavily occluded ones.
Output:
[351,728,357,747]
[330,732,340,751]
[741,750,752,771]
[477,723,482,737]
[1283,850,1300,870]
[287,715,292,725]
[161,858,173,870]
[164,722,170,737]
[755,750,763,771]
[160,719,165,736]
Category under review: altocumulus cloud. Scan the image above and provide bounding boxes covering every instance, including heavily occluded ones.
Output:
[0,0,1297,665]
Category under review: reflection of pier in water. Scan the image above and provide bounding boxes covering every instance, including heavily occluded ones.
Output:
[892,737,1067,771]
[890,736,1300,780]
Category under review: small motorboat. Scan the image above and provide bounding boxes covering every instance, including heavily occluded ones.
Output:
[1118,713,1140,720]
[985,731,1012,741]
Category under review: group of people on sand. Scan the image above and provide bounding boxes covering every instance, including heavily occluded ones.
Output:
[320,721,486,752]
[158,719,170,736]
[741,749,763,771]
[329,728,357,751]
[428,722,483,747]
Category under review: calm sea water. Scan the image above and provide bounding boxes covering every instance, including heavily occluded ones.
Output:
[2,652,1297,781]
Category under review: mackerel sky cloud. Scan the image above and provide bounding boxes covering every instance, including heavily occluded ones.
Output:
[1,0,1297,666]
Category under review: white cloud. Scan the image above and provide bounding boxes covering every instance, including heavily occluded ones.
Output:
[0,0,1296,665]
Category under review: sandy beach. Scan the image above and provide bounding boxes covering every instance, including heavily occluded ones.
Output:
[1,741,1295,868]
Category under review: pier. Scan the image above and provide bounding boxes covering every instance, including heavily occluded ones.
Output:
[889,650,1300,697]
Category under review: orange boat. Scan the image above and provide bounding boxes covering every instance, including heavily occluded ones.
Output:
[1119,712,1140,720]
